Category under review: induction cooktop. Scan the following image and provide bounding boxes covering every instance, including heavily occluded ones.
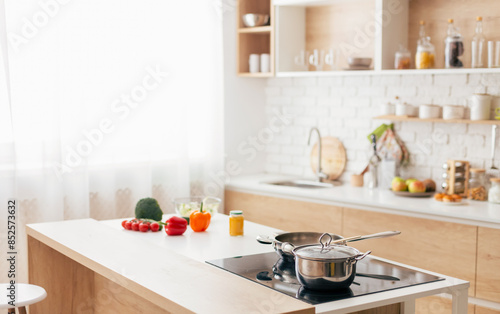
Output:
[206,252,444,305]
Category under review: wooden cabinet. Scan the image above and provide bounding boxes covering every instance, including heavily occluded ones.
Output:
[342,207,477,297]
[237,0,274,77]
[476,227,500,302]
[225,189,500,312]
[476,306,500,314]
[224,190,342,233]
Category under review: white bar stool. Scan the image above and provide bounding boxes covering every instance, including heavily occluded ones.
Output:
[0,283,47,314]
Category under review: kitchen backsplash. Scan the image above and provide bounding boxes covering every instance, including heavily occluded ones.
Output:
[264,73,500,186]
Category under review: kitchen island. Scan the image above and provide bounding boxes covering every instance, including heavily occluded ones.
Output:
[26,215,468,313]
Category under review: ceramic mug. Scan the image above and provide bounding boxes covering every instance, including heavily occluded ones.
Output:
[249,54,260,73]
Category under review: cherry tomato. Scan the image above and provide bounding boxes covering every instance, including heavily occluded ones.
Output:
[121,220,127,229]
[139,223,149,232]
[131,222,140,231]
[150,222,160,232]
[124,221,132,230]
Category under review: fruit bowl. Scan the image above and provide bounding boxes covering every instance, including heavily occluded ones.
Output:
[391,190,435,198]
[174,196,221,222]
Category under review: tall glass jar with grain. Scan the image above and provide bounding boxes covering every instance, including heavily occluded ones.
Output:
[416,21,435,69]
[468,168,488,201]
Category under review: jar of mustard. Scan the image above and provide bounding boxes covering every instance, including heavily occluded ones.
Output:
[229,210,244,236]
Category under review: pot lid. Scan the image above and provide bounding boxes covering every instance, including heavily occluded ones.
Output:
[294,244,360,260]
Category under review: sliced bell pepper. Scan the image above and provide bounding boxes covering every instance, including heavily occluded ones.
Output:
[189,202,211,232]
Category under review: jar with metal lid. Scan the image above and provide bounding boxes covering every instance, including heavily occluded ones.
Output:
[468,168,488,201]
[444,19,464,68]
[395,46,411,69]
[488,178,500,204]
[416,21,435,69]
[229,210,244,236]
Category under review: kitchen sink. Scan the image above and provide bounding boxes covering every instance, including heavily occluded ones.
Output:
[264,179,340,189]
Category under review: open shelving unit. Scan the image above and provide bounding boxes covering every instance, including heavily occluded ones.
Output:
[238,0,500,78]
[374,115,500,125]
[237,0,275,77]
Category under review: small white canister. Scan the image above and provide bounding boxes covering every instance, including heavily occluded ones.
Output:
[470,93,492,120]
[419,104,441,119]
[396,102,416,116]
[381,102,395,115]
[443,105,465,120]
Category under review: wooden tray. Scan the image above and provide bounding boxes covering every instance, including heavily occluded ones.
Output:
[310,137,346,180]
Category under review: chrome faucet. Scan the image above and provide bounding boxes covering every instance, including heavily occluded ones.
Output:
[308,127,329,182]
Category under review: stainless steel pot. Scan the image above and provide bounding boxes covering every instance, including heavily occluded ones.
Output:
[291,233,371,291]
[257,232,344,261]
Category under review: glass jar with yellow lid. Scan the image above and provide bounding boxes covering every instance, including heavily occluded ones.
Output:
[229,210,244,236]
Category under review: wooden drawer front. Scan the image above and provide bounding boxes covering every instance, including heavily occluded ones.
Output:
[224,190,343,233]
[477,227,500,302]
[342,208,477,296]
[416,296,475,314]
[476,305,500,314]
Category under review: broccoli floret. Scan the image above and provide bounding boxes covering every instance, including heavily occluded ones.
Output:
[135,197,163,221]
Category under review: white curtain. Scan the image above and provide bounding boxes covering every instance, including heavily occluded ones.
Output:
[0,0,224,283]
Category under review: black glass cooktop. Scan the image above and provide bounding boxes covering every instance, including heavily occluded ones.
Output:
[206,252,444,305]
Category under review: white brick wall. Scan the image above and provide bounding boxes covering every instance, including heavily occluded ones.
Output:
[264,73,498,187]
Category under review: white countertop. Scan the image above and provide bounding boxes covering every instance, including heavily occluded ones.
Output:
[226,173,500,229]
[28,214,469,314]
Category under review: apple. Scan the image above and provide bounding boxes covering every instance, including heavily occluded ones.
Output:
[391,177,407,191]
[405,178,417,186]
[408,180,426,193]
[423,179,436,192]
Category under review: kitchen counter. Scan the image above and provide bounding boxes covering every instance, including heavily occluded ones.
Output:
[26,215,469,313]
[226,173,500,229]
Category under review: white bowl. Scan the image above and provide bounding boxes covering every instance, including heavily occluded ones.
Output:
[347,57,372,67]
[419,104,441,119]
[242,14,270,27]
[443,105,465,120]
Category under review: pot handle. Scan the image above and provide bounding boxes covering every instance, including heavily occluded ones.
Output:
[355,251,372,261]
[256,235,273,245]
[281,242,296,254]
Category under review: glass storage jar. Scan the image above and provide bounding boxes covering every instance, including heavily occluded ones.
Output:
[229,210,244,236]
[415,21,435,69]
[395,46,411,69]
[489,178,500,204]
[468,168,488,201]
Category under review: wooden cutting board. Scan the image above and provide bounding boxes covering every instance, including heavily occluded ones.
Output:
[310,136,346,180]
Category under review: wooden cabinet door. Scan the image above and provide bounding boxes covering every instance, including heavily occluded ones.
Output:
[477,227,500,302]
[224,190,343,233]
[342,208,477,296]
[476,305,500,314]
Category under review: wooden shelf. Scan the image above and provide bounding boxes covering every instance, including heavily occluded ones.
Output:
[237,72,274,78]
[374,115,500,125]
[238,26,272,33]
[275,67,500,77]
